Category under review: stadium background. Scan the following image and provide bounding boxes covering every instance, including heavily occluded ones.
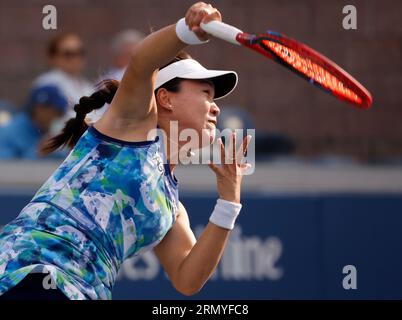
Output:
[1,0,402,299]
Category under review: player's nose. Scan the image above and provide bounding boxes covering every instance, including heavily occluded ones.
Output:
[210,103,220,117]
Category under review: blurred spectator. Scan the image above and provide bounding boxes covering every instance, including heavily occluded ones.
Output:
[89,29,145,123]
[0,99,16,127]
[33,32,93,123]
[0,85,67,159]
[105,29,145,81]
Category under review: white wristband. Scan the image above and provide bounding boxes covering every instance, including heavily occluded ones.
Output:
[175,18,210,45]
[209,199,242,230]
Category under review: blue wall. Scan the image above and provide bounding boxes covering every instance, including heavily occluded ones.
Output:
[1,191,402,299]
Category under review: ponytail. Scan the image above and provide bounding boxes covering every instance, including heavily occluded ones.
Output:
[41,79,119,154]
[42,51,192,155]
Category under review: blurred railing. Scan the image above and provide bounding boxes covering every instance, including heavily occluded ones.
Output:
[1,160,402,194]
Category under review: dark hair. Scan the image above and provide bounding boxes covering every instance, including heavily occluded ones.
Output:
[41,51,192,154]
[47,32,81,57]
[41,79,118,154]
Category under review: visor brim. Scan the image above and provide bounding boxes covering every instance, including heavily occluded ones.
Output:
[178,70,238,100]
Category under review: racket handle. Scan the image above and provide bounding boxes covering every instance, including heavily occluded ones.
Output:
[200,20,242,45]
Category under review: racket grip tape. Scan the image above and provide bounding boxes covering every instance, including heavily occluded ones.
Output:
[200,20,243,45]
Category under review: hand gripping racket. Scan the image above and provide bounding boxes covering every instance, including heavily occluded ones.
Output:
[200,21,372,109]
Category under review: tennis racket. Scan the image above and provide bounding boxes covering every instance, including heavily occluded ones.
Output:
[200,21,372,109]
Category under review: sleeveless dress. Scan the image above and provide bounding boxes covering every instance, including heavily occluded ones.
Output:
[0,126,179,299]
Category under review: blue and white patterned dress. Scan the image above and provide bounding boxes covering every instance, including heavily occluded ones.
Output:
[0,126,179,299]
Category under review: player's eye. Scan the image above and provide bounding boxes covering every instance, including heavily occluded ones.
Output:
[203,89,212,97]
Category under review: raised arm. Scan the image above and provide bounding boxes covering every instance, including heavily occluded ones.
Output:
[97,3,221,135]
[109,25,184,121]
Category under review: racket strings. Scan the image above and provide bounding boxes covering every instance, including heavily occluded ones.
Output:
[261,40,362,104]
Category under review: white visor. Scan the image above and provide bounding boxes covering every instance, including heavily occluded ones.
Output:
[155,59,238,100]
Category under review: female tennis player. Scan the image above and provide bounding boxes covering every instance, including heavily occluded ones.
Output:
[0,2,250,300]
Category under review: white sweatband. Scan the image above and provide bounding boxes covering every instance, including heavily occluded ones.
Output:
[175,18,209,45]
[209,199,242,230]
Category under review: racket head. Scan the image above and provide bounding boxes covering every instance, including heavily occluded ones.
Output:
[236,31,372,109]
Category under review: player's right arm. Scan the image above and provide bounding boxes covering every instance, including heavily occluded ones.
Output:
[97,3,220,134]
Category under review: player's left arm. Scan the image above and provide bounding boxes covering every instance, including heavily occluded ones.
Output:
[153,201,230,296]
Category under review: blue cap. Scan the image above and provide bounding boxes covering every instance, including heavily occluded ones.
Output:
[26,85,68,113]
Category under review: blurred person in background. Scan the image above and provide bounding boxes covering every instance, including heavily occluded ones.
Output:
[0,99,16,127]
[89,29,145,123]
[33,32,93,123]
[105,29,145,81]
[0,85,67,159]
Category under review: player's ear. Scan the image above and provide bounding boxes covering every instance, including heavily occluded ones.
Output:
[156,88,174,111]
